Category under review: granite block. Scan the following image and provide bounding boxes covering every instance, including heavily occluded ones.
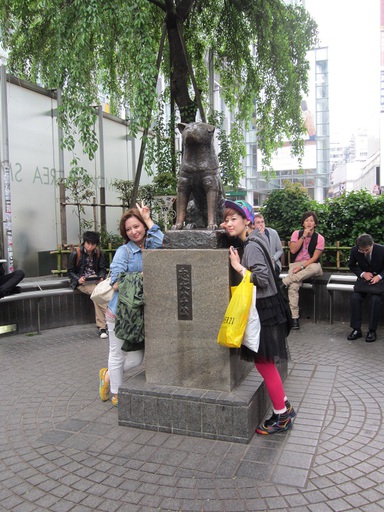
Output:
[172,400,188,430]
[142,249,253,391]
[130,395,144,423]
[118,363,287,444]
[162,230,230,250]
[232,406,250,440]
[143,396,158,426]
[187,401,202,433]
[201,403,217,435]
[158,398,173,429]
[216,405,233,438]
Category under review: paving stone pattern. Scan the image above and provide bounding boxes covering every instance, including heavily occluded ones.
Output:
[1,320,384,511]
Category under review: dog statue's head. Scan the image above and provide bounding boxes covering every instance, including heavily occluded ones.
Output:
[178,122,215,147]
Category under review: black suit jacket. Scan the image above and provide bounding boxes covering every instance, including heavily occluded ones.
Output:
[348,243,384,279]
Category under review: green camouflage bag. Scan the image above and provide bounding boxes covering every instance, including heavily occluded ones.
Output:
[114,272,145,352]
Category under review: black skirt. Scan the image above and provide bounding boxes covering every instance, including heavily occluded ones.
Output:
[240,293,290,363]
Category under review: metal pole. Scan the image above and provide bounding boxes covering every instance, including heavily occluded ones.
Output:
[56,89,68,246]
[0,65,13,271]
[0,67,5,261]
[208,48,214,114]
[98,106,106,233]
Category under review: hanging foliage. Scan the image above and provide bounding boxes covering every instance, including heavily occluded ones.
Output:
[0,0,318,179]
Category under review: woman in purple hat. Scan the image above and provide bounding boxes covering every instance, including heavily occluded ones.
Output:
[222,200,295,435]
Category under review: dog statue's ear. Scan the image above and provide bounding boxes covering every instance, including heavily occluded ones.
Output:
[178,123,187,134]
[206,124,215,133]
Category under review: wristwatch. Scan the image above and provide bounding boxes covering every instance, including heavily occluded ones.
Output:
[301,236,305,240]
[301,265,305,270]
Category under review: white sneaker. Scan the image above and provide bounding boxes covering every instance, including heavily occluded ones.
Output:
[99,329,108,339]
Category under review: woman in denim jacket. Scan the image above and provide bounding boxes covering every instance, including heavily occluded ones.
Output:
[99,202,164,406]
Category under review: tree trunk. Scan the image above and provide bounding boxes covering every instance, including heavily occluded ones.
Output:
[166,11,196,124]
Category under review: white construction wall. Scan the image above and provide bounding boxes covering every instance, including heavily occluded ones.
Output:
[0,76,152,276]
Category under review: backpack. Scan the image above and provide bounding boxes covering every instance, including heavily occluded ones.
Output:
[114,272,145,352]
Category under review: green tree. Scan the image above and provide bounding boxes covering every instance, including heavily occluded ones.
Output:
[144,95,179,194]
[262,188,384,269]
[112,180,157,210]
[320,190,384,268]
[208,111,246,188]
[112,179,175,231]
[323,190,384,246]
[62,159,95,242]
[0,0,318,186]
[261,182,315,241]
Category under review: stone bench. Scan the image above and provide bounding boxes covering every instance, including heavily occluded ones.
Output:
[0,278,95,335]
[326,274,357,324]
[19,278,69,291]
[280,272,317,322]
[0,288,74,334]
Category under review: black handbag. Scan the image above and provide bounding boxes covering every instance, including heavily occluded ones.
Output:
[354,278,384,295]
[253,241,293,336]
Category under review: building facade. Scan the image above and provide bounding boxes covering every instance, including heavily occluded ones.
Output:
[243,47,330,206]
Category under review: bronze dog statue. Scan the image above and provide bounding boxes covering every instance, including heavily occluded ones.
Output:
[172,122,224,230]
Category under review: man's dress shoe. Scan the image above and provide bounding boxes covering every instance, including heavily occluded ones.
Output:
[347,329,362,341]
[292,318,300,330]
[366,330,377,343]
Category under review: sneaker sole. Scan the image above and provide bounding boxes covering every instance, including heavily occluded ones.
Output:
[256,419,293,435]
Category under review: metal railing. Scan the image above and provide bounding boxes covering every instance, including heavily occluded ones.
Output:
[50,241,353,276]
[50,244,116,275]
[281,241,351,272]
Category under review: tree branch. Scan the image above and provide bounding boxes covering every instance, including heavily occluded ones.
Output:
[177,0,195,20]
[147,0,167,12]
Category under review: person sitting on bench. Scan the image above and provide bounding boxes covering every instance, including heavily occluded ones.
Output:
[67,231,108,339]
[0,261,25,298]
[347,233,384,343]
[281,211,324,330]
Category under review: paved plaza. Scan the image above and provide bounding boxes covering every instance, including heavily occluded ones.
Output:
[1,319,384,511]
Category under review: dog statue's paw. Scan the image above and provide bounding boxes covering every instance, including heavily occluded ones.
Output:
[206,224,218,231]
[171,223,183,230]
[185,223,196,230]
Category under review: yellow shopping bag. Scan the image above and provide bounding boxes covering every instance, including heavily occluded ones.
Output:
[217,270,254,348]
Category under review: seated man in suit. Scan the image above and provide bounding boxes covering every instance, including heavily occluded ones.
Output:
[347,233,384,342]
[0,261,25,298]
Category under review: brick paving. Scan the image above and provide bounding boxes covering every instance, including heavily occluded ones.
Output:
[1,320,384,511]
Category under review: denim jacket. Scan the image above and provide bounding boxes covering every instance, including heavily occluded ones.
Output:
[107,224,164,315]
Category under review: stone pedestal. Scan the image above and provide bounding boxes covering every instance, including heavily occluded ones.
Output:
[118,366,272,443]
[142,248,252,391]
[162,229,230,249]
[118,244,287,442]
[118,247,263,443]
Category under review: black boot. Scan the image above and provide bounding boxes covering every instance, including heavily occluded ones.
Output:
[292,318,300,330]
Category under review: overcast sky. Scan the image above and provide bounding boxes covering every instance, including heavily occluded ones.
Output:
[305,0,381,144]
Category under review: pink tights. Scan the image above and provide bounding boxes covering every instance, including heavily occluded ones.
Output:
[255,359,286,413]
